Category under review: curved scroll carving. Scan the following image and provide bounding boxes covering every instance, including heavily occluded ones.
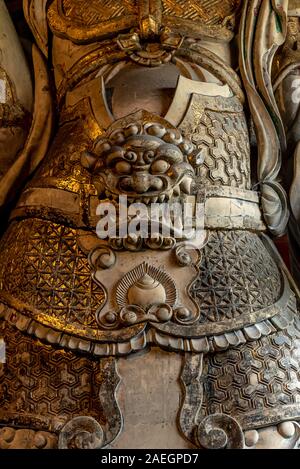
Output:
[58,416,104,449]
[89,246,116,270]
[60,358,123,449]
[196,414,245,449]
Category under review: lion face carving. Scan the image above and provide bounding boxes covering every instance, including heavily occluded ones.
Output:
[82,117,198,204]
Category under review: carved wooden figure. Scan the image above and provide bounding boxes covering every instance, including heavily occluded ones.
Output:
[0,0,300,449]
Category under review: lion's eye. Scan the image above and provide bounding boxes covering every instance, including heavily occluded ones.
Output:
[143,151,155,164]
[124,151,137,162]
[151,160,170,174]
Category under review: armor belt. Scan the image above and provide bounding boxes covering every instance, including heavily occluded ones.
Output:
[12,185,266,231]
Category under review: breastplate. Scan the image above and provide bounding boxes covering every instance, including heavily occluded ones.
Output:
[1,74,288,356]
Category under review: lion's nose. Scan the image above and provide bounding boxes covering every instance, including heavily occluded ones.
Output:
[136,151,145,165]
[119,174,164,194]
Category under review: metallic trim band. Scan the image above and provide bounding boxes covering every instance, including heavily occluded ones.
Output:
[0,270,295,357]
[12,185,266,231]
